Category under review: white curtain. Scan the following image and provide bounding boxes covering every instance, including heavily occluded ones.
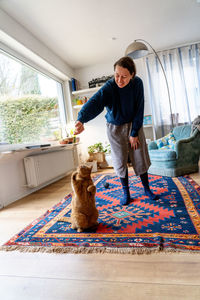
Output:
[144,43,200,138]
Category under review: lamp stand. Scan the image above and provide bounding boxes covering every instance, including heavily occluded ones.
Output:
[135,39,174,128]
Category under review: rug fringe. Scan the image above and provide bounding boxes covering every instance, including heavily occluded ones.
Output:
[0,245,160,254]
[0,245,199,254]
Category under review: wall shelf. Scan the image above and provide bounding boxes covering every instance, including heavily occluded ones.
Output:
[73,105,83,109]
[144,124,153,128]
[71,87,101,113]
[72,86,100,96]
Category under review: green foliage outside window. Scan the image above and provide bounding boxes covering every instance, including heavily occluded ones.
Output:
[0,95,58,144]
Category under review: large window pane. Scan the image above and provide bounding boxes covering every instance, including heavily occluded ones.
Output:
[0,50,66,146]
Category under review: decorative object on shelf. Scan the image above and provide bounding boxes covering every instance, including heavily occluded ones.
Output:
[143,115,156,140]
[125,39,174,128]
[88,75,113,88]
[71,87,101,111]
[143,115,152,126]
[71,78,80,92]
[73,96,89,107]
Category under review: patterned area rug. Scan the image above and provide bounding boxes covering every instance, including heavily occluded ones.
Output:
[1,173,200,254]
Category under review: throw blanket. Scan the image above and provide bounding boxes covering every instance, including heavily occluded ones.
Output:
[192,115,200,133]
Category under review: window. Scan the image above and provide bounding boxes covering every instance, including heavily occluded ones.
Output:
[145,44,200,137]
[0,49,66,148]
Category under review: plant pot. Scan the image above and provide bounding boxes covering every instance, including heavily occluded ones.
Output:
[59,139,69,144]
[67,137,74,144]
[88,152,105,163]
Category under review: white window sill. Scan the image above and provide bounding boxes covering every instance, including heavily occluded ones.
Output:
[0,143,79,156]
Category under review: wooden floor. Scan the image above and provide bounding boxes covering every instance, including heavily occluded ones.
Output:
[0,168,200,300]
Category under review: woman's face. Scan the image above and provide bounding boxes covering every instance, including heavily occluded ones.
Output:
[114,65,134,88]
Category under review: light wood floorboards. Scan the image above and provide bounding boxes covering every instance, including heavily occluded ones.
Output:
[0,168,200,300]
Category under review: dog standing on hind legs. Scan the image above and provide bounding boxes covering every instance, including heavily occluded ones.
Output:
[59,165,99,232]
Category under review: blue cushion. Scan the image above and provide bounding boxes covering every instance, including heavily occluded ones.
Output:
[167,132,176,149]
[155,132,176,149]
[155,135,169,148]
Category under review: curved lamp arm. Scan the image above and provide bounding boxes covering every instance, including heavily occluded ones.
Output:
[126,39,174,128]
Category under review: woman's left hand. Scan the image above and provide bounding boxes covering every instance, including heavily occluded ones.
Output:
[129,136,140,150]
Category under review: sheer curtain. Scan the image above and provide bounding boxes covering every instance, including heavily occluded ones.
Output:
[144,43,200,138]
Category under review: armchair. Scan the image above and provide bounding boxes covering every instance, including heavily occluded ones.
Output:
[148,124,200,177]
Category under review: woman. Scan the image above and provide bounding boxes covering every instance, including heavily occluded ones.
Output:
[74,56,158,205]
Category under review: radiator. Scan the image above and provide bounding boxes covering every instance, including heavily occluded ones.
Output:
[24,149,74,188]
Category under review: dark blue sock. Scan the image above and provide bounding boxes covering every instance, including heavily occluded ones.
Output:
[140,172,159,200]
[119,169,130,205]
[119,168,129,186]
[120,186,130,205]
[144,188,159,200]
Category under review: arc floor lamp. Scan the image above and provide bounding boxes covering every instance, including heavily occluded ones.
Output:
[125,39,174,128]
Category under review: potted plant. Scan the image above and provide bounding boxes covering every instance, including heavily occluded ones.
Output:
[54,126,80,144]
[87,142,111,167]
[65,127,80,144]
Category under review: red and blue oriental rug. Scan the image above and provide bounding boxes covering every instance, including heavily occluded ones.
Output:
[1,173,200,254]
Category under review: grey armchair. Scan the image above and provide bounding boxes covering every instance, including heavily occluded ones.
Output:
[148,124,200,177]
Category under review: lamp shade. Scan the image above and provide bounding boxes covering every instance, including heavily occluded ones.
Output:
[125,41,148,59]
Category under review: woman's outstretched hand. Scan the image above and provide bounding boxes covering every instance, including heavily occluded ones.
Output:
[129,136,140,150]
[74,121,84,135]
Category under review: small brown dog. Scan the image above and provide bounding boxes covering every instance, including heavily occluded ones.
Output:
[59,165,99,232]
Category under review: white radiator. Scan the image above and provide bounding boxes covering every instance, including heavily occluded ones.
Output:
[24,149,74,188]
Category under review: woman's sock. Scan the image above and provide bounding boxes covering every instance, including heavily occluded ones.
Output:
[119,169,130,205]
[140,172,159,200]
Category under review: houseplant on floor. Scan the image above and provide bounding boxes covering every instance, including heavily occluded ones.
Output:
[87,142,111,168]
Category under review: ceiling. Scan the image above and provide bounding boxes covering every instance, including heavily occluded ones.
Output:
[0,0,200,69]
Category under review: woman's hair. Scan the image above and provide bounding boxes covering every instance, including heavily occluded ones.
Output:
[114,56,136,77]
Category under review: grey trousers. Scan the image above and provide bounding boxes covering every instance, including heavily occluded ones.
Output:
[106,122,151,178]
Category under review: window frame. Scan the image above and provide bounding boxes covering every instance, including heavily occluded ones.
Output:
[0,42,69,151]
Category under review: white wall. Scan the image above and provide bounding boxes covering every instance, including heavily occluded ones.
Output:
[76,110,108,161]
[74,61,114,89]
[0,8,74,80]
[72,62,112,159]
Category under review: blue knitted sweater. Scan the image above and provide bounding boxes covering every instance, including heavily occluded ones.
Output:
[77,76,144,137]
